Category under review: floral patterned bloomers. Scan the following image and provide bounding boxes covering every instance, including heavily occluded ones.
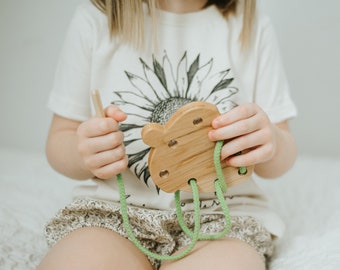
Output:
[45,198,274,269]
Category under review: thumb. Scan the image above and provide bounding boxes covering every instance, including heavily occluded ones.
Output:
[105,104,127,122]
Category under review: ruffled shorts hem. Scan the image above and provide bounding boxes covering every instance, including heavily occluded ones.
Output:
[45,197,274,269]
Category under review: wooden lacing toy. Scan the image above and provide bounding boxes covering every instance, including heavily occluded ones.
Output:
[92,90,253,261]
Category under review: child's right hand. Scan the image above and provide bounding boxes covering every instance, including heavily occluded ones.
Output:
[77,105,128,180]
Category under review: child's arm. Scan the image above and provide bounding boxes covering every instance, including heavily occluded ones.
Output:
[46,105,128,180]
[208,103,297,179]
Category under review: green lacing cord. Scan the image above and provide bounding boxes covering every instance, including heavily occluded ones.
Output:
[175,180,231,241]
[175,140,231,240]
[214,140,227,193]
[116,140,233,261]
[117,174,201,261]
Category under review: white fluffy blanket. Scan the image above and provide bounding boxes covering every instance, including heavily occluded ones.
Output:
[1,149,340,269]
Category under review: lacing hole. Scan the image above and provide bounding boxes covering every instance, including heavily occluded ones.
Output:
[168,139,178,148]
[187,178,197,185]
[238,167,247,175]
[193,117,203,125]
[159,170,169,178]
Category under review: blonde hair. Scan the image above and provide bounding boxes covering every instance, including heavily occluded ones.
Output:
[91,0,256,49]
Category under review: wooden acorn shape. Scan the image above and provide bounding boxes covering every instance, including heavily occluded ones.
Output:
[141,101,253,193]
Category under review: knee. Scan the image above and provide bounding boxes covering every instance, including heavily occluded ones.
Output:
[37,227,153,270]
[160,238,265,270]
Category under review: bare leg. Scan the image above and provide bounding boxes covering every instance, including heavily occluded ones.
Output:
[37,227,153,270]
[160,238,265,270]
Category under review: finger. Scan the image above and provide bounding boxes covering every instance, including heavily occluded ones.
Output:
[212,103,258,129]
[85,131,125,154]
[78,117,120,138]
[85,145,127,170]
[209,114,261,142]
[225,144,273,167]
[92,155,129,180]
[105,104,127,122]
[220,130,265,160]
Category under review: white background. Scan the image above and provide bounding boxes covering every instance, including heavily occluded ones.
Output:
[0,0,339,156]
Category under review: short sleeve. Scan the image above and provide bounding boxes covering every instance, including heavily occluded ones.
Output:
[47,5,94,121]
[253,16,297,123]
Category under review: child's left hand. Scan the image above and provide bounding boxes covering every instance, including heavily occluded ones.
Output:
[208,103,277,167]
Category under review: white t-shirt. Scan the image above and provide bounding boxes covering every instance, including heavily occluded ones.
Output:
[48,2,297,238]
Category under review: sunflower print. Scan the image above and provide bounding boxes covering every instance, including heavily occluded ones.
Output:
[112,51,239,191]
